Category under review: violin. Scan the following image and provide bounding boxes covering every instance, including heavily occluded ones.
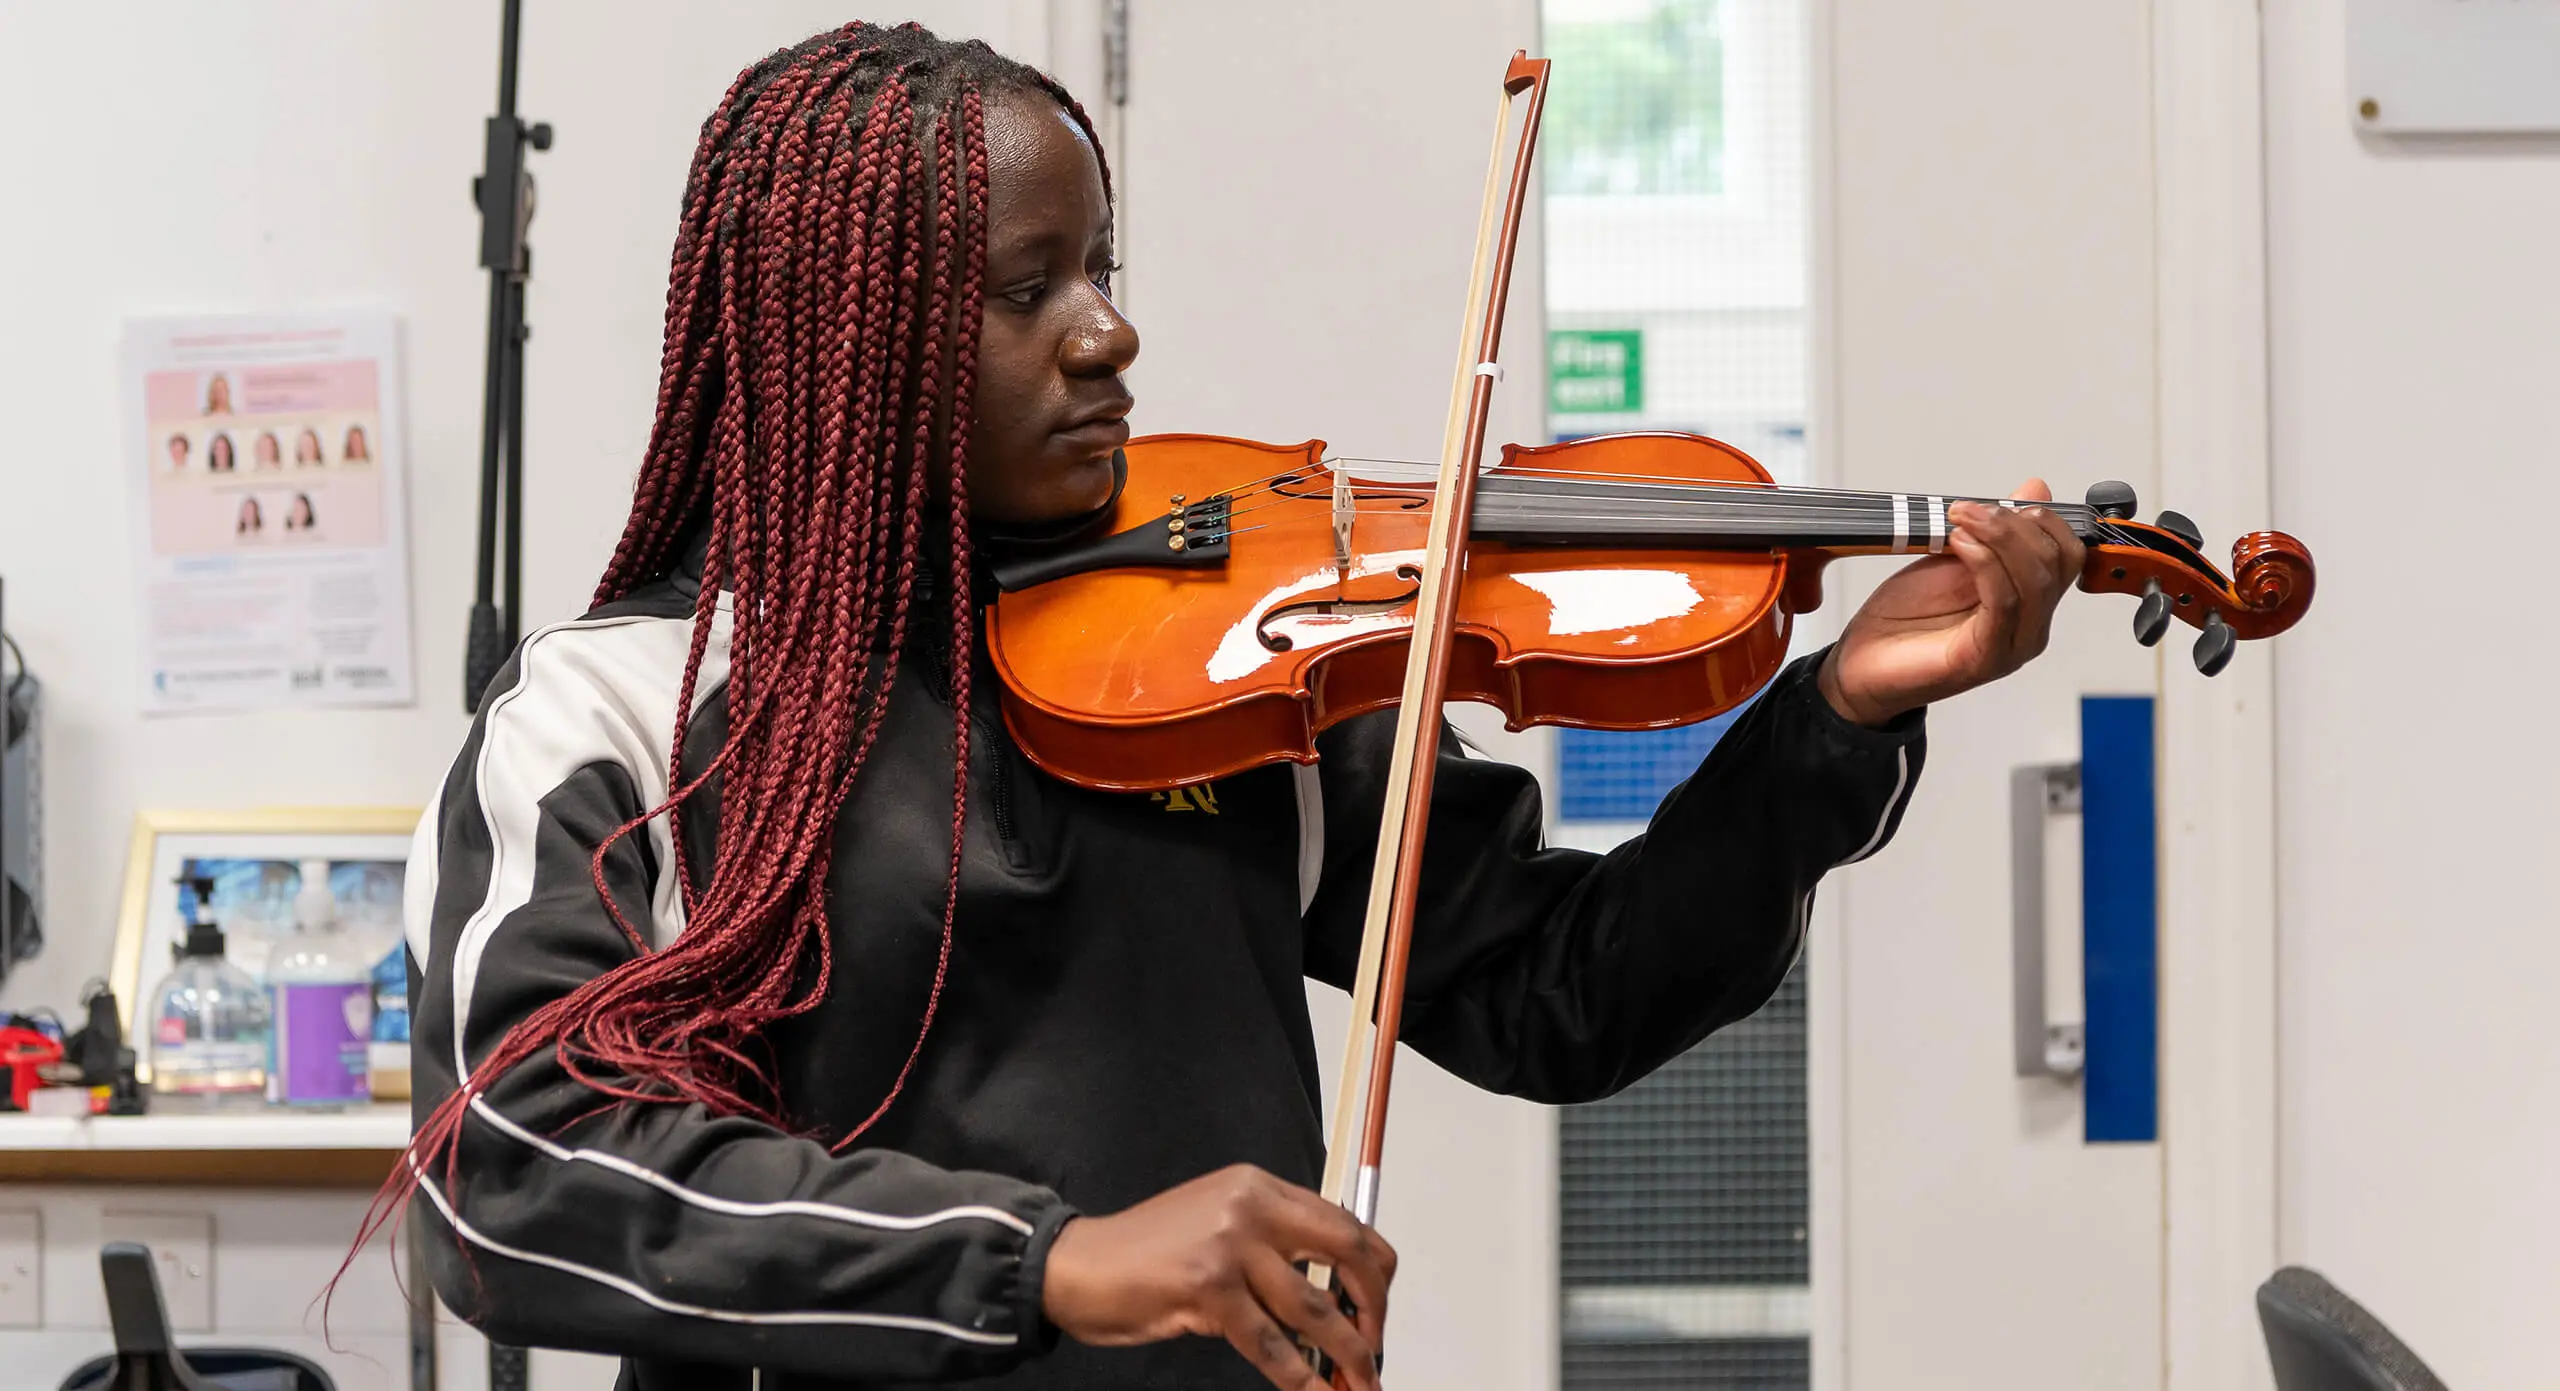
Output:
[980,50,2312,1381]
[983,429,2315,791]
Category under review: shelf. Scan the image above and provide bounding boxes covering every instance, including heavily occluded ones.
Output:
[0,1105,409,1185]
[0,1104,409,1152]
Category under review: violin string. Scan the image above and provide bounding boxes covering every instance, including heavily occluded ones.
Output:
[1480,475,2111,519]
[1480,461,2102,511]
[1185,458,2067,523]
[1270,479,2110,520]
[1162,457,2181,560]
[1183,522,1269,546]
[1180,447,2150,523]
[1219,487,1434,523]
[1303,456,2124,518]
[1196,466,1322,506]
[1330,492,2111,528]
[1271,495,2146,542]
[1209,499,2172,564]
[1174,500,2206,582]
[1464,507,2088,534]
[1475,499,2109,528]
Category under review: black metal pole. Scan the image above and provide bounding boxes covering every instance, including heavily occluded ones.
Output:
[406,1227,438,1391]
[501,273,527,659]
[459,7,547,1383]
[465,269,511,709]
[494,0,522,113]
[465,0,548,713]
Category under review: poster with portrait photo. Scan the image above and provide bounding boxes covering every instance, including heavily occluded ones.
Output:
[122,311,416,713]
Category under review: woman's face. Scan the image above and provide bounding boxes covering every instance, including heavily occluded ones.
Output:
[209,436,235,470]
[255,434,281,467]
[166,436,189,469]
[206,376,231,413]
[345,427,367,458]
[961,94,1138,526]
[297,431,323,463]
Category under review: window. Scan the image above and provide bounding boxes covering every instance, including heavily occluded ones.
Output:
[1547,1,1726,196]
[1544,2,1816,1386]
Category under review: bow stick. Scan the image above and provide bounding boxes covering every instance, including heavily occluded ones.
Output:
[1304,49,1552,1373]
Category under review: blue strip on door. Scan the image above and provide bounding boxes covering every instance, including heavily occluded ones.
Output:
[2080,695,2157,1145]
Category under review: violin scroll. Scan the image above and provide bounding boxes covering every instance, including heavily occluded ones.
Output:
[2229,529,2317,631]
[2073,488,2315,673]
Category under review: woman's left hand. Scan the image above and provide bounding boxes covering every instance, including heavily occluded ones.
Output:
[1818,479,2087,728]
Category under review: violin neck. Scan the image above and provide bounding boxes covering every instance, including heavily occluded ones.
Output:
[1471,476,2101,555]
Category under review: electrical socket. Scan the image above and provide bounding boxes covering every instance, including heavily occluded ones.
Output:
[0,1210,38,1328]
[100,1211,213,1333]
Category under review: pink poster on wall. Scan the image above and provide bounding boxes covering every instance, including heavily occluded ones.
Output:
[121,312,415,713]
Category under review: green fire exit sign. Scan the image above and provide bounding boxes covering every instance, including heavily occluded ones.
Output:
[1549,329,1644,414]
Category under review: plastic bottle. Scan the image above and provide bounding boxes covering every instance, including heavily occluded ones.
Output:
[264,859,373,1109]
[150,876,272,1112]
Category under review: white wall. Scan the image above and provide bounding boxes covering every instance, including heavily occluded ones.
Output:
[0,3,1559,1388]
[0,11,1009,1386]
[0,0,1009,1019]
[2264,2,2560,1381]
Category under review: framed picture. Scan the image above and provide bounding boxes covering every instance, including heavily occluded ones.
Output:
[111,807,421,1086]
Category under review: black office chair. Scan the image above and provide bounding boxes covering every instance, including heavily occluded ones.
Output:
[58,1243,336,1391]
[2258,1265,2448,1391]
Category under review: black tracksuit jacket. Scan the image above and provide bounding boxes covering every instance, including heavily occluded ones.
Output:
[404,551,1924,1390]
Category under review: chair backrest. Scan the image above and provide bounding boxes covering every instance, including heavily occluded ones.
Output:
[57,1244,337,1391]
[2257,1266,2449,1391]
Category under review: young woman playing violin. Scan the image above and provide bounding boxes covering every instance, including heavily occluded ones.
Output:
[395,24,2085,1391]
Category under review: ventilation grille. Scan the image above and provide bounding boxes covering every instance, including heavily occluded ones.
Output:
[1559,962,1810,1389]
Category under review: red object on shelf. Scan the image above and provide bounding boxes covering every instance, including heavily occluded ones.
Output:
[0,1026,64,1111]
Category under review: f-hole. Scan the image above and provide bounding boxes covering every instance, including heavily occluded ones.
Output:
[1258,565,1425,652]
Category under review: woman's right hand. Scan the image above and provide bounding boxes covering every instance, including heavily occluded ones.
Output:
[1041,1164,1397,1391]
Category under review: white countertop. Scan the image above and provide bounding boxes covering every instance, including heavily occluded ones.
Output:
[0,1104,410,1152]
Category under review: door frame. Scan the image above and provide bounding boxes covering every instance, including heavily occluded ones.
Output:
[1803,0,2278,1386]
[2149,0,2279,1386]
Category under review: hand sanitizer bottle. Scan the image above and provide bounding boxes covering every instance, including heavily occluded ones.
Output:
[150,876,272,1111]
[265,859,373,1109]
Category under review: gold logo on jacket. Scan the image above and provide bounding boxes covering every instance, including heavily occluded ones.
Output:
[1150,784,1221,815]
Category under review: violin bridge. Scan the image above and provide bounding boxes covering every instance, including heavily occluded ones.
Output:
[1331,464,1355,572]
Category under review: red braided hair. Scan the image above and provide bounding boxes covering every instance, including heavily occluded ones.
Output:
[341,22,1113,1302]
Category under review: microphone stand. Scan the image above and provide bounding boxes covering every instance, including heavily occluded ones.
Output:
[451,14,549,1385]
[464,0,551,713]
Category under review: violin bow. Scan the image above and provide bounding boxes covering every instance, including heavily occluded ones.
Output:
[1305,49,1553,1361]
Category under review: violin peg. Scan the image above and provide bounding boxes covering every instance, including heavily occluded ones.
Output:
[2156,509,2204,549]
[2193,611,2236,676]
[2133,580,2171,647]
[2085,480,2137,520]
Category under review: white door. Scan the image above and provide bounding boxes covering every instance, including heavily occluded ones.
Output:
[1820,0,2176,1385]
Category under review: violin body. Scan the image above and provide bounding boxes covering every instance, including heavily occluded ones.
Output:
[991,431,1808,791]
